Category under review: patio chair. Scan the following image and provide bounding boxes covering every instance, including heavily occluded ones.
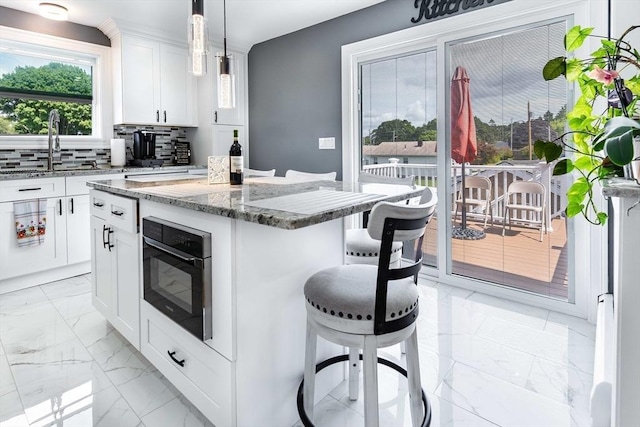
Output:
[244,167,276,177]
[284,169,337,181]
[454,176,493,228]
[502,180,546,242]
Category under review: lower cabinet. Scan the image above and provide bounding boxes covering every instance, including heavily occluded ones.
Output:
[140,301,233,426]
[90,193,140,349]
[0,197,67,280]
[66,194,91,265]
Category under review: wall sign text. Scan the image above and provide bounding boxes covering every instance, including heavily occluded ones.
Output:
[411,0,512,24]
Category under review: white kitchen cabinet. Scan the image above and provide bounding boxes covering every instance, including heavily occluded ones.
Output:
[101,18,197,127]
[0,197,67,280]
[0,173,123,294]
[90,190,140,348]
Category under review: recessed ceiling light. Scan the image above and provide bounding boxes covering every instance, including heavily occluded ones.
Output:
[39,3,69,21]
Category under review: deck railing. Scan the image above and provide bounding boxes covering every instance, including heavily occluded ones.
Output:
[363,160,568,229]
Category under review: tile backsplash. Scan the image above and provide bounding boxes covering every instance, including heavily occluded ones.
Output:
[0,125,188,169]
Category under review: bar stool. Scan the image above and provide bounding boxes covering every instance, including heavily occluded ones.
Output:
[298,197,437,427]
[346,175,431,268]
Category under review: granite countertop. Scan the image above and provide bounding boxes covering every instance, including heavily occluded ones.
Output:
[0,165,204,181]
[87,176,425,230]
[602,178,640,198]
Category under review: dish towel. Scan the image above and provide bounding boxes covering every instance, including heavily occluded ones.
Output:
[14,199,47,247]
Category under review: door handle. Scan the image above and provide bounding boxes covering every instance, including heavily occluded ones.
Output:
[57,199,62,216]
[156,110,160,122]
[163,110,167,123]
[111,210,124,217]
[93,201,104,207]
[168,351,185,367]
[103,225,114,252]
[214,111,218,123]
[69,197,74,214]
[18,187,42,192]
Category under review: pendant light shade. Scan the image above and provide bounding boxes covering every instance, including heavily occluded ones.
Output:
[189,0,208,77]
[217,0,236,109]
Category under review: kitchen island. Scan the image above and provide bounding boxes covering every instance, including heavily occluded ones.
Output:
[87,176,422,427]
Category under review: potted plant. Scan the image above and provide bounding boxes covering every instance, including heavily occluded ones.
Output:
[534,25,640,225]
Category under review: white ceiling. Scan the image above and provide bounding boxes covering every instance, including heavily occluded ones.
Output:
[0,0,385,50]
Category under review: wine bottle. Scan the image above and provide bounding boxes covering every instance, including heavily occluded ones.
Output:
[229,129,243,185]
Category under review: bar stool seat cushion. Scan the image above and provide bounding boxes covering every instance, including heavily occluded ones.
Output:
[345,229,403,265]
[304,264,419,335]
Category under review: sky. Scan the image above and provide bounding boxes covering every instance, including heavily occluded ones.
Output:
[361,21,567,137]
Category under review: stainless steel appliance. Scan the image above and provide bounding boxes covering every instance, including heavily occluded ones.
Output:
[131,131,163,167]
[142,217,212,341]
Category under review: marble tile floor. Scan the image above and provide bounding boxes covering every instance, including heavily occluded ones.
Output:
[0,274,595,427]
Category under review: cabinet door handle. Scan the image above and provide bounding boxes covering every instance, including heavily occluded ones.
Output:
[156,110,160,122]
[70,197,74,214]
[102,225,114,252]
[214,111,218,123]
[111,210,124,217]
[57,199,62,216]
[168,351,185,367]
[93,201,104,207]
[18,187,42,192]
[163,110,167,123]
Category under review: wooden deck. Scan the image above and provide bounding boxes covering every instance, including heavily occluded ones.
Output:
[421,216,569,300]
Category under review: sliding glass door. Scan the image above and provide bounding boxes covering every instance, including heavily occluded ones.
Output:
[360,50,439,268]
[355,18,573,301]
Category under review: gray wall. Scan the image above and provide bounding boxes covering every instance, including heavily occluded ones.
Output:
[248,0,511,179]
[0,6,110,46]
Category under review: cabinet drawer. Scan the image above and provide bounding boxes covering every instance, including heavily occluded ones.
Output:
[141,302,232,426]
[89,190,137,234]
[0,177,65,202]
[67,174,124,196]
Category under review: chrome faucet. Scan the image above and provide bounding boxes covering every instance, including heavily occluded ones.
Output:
[47,109,61,171]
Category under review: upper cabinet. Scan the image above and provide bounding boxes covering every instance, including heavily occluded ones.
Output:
[100,19,197,127]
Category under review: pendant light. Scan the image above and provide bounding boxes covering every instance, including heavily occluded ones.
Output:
[189,0,209,76]
[217,0,235,109]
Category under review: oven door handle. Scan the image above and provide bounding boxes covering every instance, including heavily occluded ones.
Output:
[143,236,197,262]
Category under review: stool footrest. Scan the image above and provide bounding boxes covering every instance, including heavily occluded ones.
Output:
[296,354,432,427]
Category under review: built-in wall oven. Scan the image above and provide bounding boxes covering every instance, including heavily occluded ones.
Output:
[142,217,212,341]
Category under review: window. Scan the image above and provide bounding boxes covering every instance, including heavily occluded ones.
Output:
[0,41,95,136]
[0,27,110,145]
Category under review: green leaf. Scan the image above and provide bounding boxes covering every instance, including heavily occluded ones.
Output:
[602,117,640,137]
[533,140,547,159]
[567,178,590,198]
[626,76,640,96]
[544,143,563,162]
[543,57,566,81]
[573,155,598,171]
[553,159,574,175]
[565,58,583,82]
[600,39,617,54]
[565,26,593,51]
[605,131,635,166]
[566,202,584,217]
[596,212,608,225]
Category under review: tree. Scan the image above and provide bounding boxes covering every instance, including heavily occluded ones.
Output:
[370,119,416,144]
[0,63,92,135]
[473,140,501,165]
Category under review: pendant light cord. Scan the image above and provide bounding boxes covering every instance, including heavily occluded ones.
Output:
[223,0,227,57]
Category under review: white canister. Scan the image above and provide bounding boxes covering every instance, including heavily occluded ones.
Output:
[110,138,126,167]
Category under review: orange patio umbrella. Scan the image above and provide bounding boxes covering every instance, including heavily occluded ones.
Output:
[451,66,483,238]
